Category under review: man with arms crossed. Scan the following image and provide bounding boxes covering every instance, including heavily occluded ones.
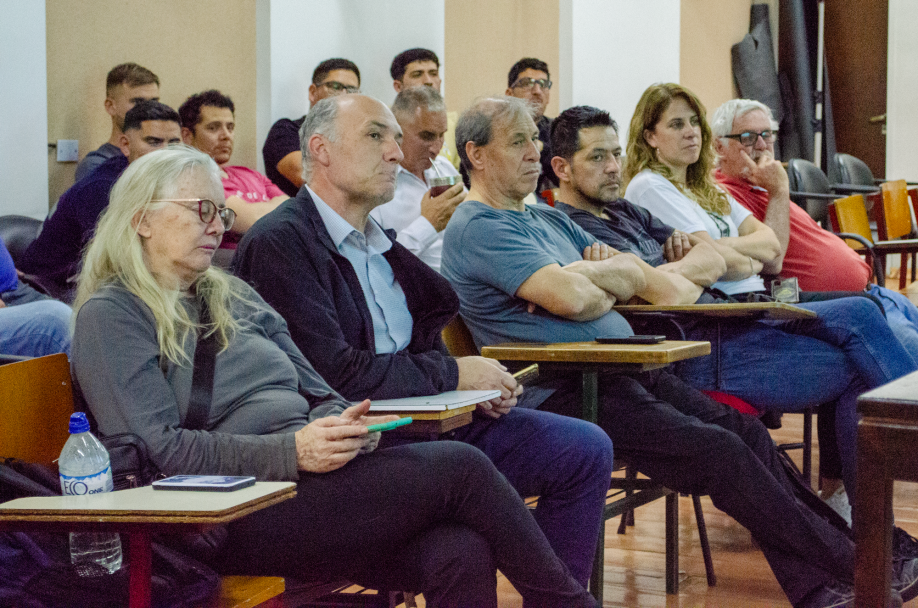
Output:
[233,94,614,589]
[75,63,160,182]
[440,96,918,608]
[369,87,464,272]
[711,98,918,362]
[263,58,361,197]
[20,101,181,301]
[180,90,288,249]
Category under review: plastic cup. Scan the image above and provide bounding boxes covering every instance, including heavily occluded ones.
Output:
[429,175,461,197]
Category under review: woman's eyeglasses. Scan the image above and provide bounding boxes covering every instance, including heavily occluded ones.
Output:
[151,199,236,231]
[721,130,777,147]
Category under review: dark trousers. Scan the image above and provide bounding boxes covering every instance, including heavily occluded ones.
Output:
[537,369,854,607]
[214,441,596,608]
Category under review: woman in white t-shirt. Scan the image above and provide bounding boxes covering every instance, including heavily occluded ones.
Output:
[622,83,782,297]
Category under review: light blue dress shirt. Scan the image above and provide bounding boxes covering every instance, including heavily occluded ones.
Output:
[308,186,413,354]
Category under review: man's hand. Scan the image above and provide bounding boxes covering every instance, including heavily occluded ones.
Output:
[456,356,523,419]
[740,149,789,195]
[0,297,5,309]
[294,400,397,472]
[582,242,616,262]
[663,230,692,262]
[420,183,466,232]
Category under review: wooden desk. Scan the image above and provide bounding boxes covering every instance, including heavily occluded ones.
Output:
[855,371,918,606]
[482,341,711,422]
[614,301,817,320]
[388,404,476,437]
[0,482,297,608]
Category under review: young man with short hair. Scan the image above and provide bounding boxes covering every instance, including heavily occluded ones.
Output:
[75,62,160,182]
[390,48,460,169]
[262,58,361,196]
[180,90,288,248]
[21,101,181,300]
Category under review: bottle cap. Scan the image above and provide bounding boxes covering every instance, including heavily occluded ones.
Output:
[68,412,90,434]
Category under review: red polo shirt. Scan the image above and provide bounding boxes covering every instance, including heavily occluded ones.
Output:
[715,169,871,292]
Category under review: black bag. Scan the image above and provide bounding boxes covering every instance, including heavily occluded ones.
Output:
[0,458,220,608]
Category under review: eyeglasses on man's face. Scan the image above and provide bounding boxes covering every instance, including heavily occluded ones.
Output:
[319,81,360,95]
[722,130,777,147]
[151,198,236,231]
[512,77,552,90]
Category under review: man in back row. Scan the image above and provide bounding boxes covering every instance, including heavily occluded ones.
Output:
[262,58,362,197]
[506,57,557,192]
[390,48,461,170]
[180,90,287,250]
[20,101,181,301]
[233,94,614,589]
[369,87,464,272]
[75,62,160,182]
[439,96,918,608]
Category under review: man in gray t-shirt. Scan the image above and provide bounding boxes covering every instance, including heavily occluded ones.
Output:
[440,96,880,608]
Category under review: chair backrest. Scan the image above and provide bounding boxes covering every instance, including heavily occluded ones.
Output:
[833,153,876,187]
[441,315,478,357]
[0,215,43,265]
[0,354,74,466]
[827,194,874,248]
[787,159,831,224]
[873,180,915,241]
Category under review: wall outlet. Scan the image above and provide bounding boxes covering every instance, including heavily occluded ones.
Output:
[57,139,79,162]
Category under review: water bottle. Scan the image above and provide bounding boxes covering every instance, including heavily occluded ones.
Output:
[58,412,123,575]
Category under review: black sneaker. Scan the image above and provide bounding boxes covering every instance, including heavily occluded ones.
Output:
[893,555,918,602]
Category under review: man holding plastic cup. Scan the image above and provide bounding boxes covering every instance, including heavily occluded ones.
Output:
[369,87,465,272]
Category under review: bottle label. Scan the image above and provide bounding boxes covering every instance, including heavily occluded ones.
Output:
[60,465,114,496]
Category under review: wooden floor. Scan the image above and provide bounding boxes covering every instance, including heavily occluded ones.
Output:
[399,415,918,608]
[396,277,918,608]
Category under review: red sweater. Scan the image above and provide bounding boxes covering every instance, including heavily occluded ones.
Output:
[715,169,871,292]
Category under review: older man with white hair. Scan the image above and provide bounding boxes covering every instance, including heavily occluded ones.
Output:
[711,99,918,362]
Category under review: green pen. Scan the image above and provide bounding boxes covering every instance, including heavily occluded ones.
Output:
[366,417,413,433]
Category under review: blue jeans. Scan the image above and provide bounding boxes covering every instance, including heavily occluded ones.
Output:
[450,408,613,587]
[867,283,918,367]
[677,296,916,505]
[0,281,71,357]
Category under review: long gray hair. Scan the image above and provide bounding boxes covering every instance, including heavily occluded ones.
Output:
[74,145,247,365]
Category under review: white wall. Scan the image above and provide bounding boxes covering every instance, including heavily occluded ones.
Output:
[267,0,445,124]
[560,0,680,145]
[886,0,918,181]
[0,1,48,218]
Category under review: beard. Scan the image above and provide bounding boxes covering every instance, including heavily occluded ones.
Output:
[574,181,620,209]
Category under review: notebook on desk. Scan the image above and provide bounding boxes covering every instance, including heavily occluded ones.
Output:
[367,390,501,411]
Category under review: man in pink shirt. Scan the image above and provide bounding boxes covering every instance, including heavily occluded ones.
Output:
[179,90,288,248]
[711,98,918,362]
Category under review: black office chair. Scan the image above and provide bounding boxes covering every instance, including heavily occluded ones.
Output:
[0,215,42,265]
[834,152,918,188]
[787,159,837,225]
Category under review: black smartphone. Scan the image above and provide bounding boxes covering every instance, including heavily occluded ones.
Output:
[596,335,666,344]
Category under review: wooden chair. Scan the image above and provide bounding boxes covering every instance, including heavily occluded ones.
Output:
[441,316,717,597]
[0,355,285,608]
[868,180,918,289]
[827,194,888,286]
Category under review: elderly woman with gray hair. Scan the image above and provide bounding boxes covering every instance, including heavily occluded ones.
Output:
[70,145,597,607]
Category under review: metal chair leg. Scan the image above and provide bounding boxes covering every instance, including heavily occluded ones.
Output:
[692,494,717,587]
[617,465,637,534]
[665,492,679,594]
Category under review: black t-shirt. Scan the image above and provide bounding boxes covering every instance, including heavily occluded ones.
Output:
[262,116,306,197]
[537,115,557,191]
